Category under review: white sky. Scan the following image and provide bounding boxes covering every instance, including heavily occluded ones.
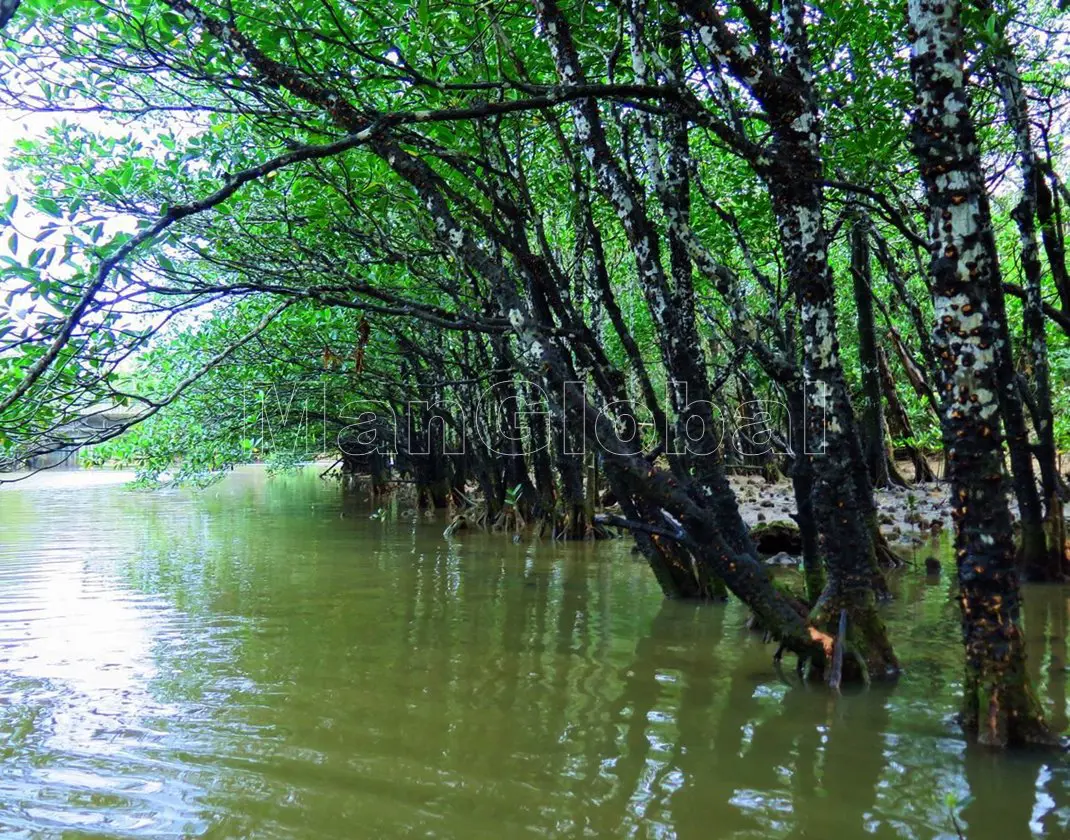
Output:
[0,107,158,348]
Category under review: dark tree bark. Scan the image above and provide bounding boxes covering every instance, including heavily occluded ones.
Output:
[489,341,538,520]
[988,270,1048,574]
[878,348,936,483]
[870,229,943,415]
[851,218,894,488]
[527,398,558,521]
[764,0,896,662]
[675,0,898,677]
[984,8,1067,580]
[907,0,1054,746]
[732,372,782,480]
[785,379,825,604]
[1036,165,1070,313]
[533,0,756,579]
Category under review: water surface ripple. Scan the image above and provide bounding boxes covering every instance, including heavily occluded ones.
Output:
[0,467,1067,838]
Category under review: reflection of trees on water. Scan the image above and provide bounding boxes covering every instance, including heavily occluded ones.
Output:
[603,602,898,840]
[100,474,1070,838]
[1024,585,1069,734]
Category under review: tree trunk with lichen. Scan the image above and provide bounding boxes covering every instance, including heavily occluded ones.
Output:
[907,0,1054,747]
[535,0,750,592]
[763,0,898,678]
[669,0,897,678]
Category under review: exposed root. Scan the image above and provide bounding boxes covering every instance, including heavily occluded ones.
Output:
[443,502,490,537]
[550,507,612,541]
[445,495,616,541]
[826,609,848,692]
[492,505,525,535]
[873,528,906,569]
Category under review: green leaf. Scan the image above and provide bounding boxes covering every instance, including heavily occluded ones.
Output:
[36,198,62,217]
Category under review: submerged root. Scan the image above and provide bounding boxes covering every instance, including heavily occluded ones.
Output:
[444,497,617,542]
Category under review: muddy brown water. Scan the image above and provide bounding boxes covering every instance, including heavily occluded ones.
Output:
[0,466,1067,838]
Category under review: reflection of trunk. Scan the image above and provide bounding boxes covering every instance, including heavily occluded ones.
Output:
[816,692,893,839]
[672,637,829,837]
[851,219,892,488]
[600,605,690,821]
[614,603,733,834]
[907,0,1052,746]
[1047,592,1068,733]
[961,739,1039,836]
[1023,587,1069,735]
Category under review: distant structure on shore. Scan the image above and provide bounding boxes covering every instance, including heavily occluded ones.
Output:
[22,405,140,470]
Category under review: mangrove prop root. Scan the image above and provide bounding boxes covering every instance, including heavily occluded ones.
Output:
[827,609,848,692]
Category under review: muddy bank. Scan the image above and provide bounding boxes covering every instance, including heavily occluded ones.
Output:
[728,472,957,560]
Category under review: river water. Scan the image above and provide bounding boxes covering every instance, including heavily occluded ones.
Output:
[0,466,1067,838]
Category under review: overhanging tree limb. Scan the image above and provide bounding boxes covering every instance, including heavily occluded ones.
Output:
[1,298,293,478]
[0,128,384,419]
